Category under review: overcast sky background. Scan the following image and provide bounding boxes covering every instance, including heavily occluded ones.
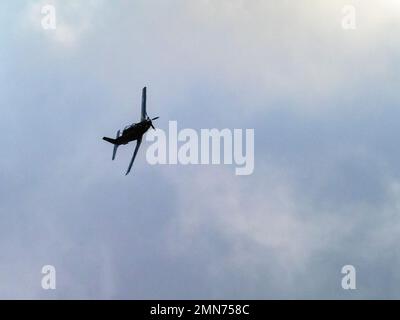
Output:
[1,0,400,299]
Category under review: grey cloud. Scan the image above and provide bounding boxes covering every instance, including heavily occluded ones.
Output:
[1,0,400,299]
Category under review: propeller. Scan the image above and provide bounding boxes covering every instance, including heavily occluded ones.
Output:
[146,115,159,130]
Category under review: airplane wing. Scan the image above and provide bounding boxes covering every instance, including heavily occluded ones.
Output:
[125,136,143,175]
[141,87,147,121]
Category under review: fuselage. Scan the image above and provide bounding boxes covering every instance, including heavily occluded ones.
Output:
[115,120,151,145]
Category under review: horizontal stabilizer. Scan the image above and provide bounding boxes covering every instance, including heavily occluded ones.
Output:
[103,137,116,144]
[112,130,121,160]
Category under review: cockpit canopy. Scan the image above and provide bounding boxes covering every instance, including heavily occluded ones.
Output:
[124,123,137,130]
[123,121,145,133]
[122,124,132,133]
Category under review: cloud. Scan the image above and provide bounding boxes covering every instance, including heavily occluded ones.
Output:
[2,0,400,299]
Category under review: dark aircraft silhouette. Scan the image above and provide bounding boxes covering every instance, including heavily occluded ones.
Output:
[102,87,159,175]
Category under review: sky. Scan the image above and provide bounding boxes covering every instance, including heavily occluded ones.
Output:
[1,0,400,299]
